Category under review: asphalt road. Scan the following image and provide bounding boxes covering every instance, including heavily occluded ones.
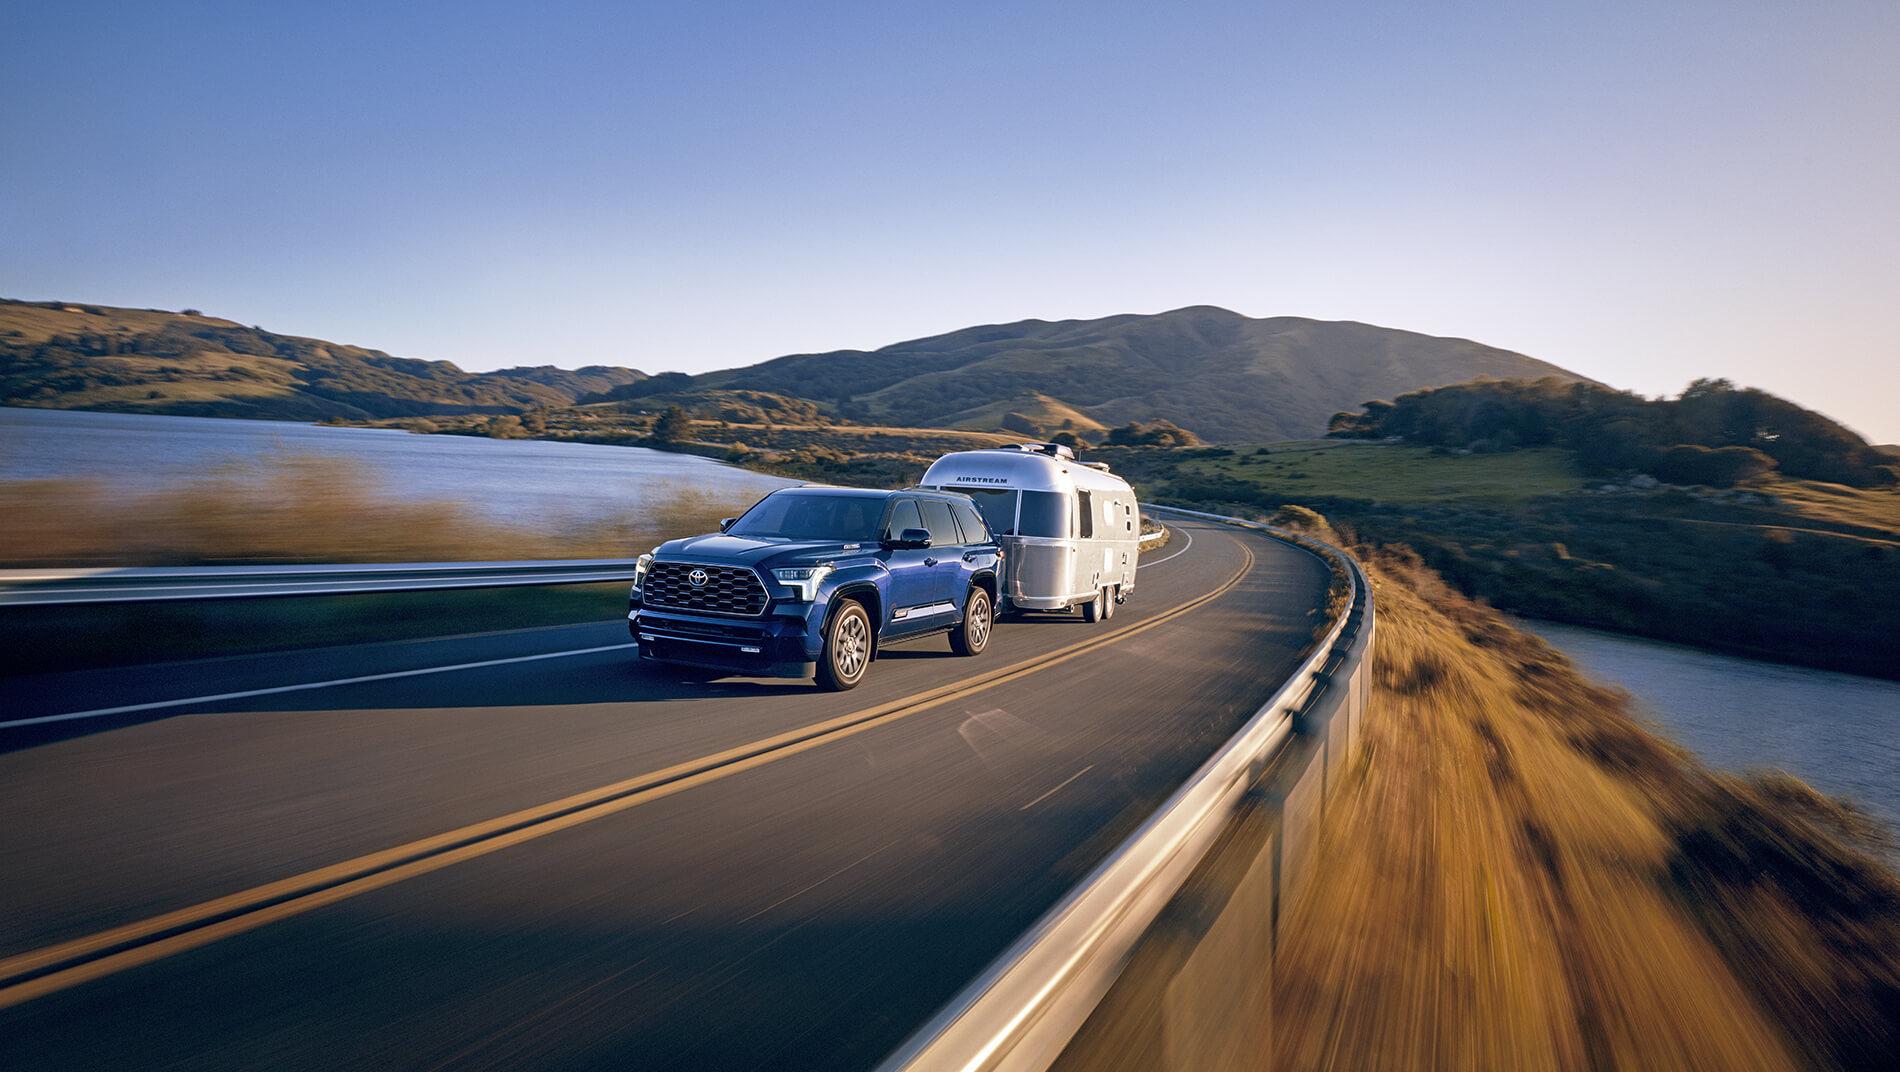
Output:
[0,521,1331,1071]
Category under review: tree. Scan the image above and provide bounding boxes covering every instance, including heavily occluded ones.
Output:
[651,405,691,445]
[1105,419,1202,448]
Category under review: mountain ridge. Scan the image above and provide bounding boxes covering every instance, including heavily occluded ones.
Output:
[691,304,1586,441]
[3,298,1586,441]
[0,299,647,421]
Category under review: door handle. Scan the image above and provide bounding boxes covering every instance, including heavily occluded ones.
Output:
[924,557,938,567]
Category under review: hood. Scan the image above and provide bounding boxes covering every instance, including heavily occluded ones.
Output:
[654,533,862,568]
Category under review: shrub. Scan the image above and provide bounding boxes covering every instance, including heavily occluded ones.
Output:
[1651,444,1777,487]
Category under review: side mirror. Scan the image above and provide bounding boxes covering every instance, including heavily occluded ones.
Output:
[884,527,932,550]
[719,517,737,532]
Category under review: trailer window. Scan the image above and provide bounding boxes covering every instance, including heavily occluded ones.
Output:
[1017,491,1070,538]
[1076,491,1094,538]
[949,487,1018,535]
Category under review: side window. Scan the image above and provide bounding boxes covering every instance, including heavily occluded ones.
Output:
[951,502,990,544]
[1076,491,1094,539]
[885,499,923,539]
[919,499,961,546]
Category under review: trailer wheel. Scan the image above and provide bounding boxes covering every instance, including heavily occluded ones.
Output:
[1082,586,1107,623]
[1102,587,1116,620]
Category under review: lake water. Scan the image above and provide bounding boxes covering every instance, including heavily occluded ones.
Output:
[1524,620,1900,832]
[0,407,794,526]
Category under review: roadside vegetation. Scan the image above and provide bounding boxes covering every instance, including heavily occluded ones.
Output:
[0,454,761,676]
[351,397,1023,488]
[1271,514,1900,1071]
[0,453,754,566]
[1073,407,1900,678]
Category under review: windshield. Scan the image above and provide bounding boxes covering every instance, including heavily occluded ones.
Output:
[947,487,1018,535]
[726,490,886,542]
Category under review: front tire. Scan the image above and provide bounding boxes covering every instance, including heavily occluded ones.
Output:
[816,599,872,691]
[950,588,992,656]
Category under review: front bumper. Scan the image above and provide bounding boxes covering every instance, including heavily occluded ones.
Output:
[628,600,823,678]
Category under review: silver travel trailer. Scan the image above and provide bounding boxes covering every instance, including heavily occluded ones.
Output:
[919,443,1141,621]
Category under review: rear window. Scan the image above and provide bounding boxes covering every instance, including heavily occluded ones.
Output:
[950,502,990,544]
[919,499,961,546]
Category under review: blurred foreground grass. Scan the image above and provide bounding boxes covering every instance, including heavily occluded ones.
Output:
[1271,518,1900,1071]
[0,454,762,674]
[0,452,758,566]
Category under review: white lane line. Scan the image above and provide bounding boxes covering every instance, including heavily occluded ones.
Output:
[1137,525,1194,568]
[1020,764,1096,811]
[0,643,639,730]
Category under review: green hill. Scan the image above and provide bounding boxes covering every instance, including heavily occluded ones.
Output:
[0,299,646,420]
[693,305,1584,441]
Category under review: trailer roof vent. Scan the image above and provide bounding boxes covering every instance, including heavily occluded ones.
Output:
[1015,442,1075,460]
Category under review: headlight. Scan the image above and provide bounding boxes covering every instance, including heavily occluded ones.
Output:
[631,553,655,591]
[772,565,834,602]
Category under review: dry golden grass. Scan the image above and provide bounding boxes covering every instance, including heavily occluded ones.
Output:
[0,453,755,566]
[1270,529,1900,1071]
[1765,476,1900,535]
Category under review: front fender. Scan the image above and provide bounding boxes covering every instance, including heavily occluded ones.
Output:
[811,561,890,659]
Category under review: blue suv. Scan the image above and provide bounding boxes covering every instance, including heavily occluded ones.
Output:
[629,487,1003,690]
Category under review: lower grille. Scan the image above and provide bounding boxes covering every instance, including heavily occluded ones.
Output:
[644,562,769,617]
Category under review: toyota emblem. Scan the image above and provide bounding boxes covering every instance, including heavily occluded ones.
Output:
[687,568,709,587]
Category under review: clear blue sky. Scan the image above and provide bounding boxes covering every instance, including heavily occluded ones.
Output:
[5,2,1896,439]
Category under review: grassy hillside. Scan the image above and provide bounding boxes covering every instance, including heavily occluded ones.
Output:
[938,392,1109,436]
[1274,526,1900,1070]
[1331,376,1897,488]
[693,305,1583,441]
[1117,438,1900,678]
[0,299,646,420]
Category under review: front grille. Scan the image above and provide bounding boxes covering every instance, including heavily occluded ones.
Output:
[643,562,768,617]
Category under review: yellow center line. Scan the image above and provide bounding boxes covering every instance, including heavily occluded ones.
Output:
[0,535,1257,1010]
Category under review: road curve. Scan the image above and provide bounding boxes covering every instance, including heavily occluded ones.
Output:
[0,521,1330,1071]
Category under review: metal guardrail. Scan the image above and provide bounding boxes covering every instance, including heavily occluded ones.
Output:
[880,504,1375,1072]
[6,526,1180,609]
[0,559,644,607]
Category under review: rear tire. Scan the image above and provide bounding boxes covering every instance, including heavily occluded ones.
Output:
[950,588,992,656]
[816,599,872,691]
[1082,587,1107,623]
[1102,586,1117,620]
